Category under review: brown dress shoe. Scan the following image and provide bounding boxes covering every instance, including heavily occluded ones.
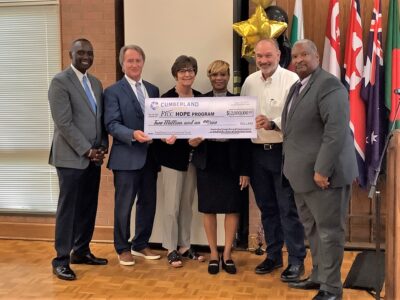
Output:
[118,251,135,266]
[131,247,161,260]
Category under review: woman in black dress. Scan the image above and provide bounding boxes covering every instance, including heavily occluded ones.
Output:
[191,60,251,274]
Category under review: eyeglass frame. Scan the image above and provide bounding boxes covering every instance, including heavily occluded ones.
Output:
[177,68,195,75]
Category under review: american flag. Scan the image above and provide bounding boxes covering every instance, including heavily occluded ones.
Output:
[361,0,386,186]
[343,0,367,187]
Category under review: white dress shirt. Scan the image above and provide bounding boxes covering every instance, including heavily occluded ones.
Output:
[70,64,97,105]
[241,65,299,144]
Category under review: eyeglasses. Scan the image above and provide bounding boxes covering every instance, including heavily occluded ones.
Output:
[178,68,195,74]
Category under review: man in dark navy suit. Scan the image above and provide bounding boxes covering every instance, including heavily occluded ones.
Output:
[104,45,160,266]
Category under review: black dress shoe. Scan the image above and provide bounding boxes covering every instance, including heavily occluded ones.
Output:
[208,259,220,275]
[70,252,108,265]
[53,265,76,281]
[288,277,320,290]
[280,264,305,282]
[221,256,237,274]
[255,258,283,274]
[312,290,342,300]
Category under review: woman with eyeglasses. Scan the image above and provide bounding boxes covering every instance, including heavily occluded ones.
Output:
[191,60,251,275]
[155,55,205,268]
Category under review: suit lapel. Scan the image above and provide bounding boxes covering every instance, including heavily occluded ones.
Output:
[287,83,310,120]
[282,82,297,131]
[67,67,96,116]
[143,80,155,97]
[120,77,144,117]
[286,69,321,124]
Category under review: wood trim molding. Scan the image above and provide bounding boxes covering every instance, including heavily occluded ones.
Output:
[0,222,113,242]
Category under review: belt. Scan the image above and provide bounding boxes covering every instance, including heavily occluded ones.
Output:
[253,143,282,150]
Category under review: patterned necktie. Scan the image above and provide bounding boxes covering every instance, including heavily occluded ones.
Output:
[135,81,145,112]
[82,75,97,113]
[287,81,302,116]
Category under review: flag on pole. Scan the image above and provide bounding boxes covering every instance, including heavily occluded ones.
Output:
[290,0,304,45]
[385,0,400,128]
[344,0,367,187]
[322,0,341,78]
[361,0,386,186]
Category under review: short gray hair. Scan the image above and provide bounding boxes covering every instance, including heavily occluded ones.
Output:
[119,44,146,67]
[293,39,318,53]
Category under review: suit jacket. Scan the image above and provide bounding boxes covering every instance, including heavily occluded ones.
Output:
[281,67,358,193]
[48,67,108,169]
[104,76,160,170]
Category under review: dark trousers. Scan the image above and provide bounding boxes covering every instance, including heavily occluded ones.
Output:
[251,144,306,265]
[52,163,101,267]
[113,158,158,254]
[294,186,351,295]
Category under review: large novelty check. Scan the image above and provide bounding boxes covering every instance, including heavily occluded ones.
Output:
[144,96,257,138]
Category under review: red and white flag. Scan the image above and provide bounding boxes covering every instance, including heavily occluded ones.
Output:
[322,0,341,78]
[344,0,367,187]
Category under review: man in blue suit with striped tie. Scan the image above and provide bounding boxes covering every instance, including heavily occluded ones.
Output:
[104,45,160,266]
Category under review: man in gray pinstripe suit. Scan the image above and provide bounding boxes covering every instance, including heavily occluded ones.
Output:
[48,38,109,281]
[281,39,358,300]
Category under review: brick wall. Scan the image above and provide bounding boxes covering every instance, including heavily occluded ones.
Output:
[60,0,117,229]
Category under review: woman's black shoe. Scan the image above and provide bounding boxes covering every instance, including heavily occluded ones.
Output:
[208,259,220,275]
[221,256,237,274]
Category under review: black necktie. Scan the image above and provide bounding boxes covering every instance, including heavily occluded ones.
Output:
[287,81,302,116]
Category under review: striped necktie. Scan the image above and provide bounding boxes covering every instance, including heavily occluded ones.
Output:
[135,81,145,112]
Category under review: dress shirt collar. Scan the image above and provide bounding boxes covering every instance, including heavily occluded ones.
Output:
[299,74,311,92]
[70,64,87,82]
[213,91,227,97]
[125,74,143,86]
[259,65,282,84]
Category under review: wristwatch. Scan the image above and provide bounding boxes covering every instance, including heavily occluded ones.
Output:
[269,121,276,130]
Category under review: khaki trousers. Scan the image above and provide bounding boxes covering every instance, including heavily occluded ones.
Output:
[161,164,197,251]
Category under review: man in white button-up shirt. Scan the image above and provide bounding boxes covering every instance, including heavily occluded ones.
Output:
[241,38,306,282]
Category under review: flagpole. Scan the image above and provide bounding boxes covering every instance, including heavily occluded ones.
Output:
[368,90,400,300]
[368,94,400,199]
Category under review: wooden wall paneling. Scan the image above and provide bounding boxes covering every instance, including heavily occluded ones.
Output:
[248,0,395,247]
[385,130,400,299]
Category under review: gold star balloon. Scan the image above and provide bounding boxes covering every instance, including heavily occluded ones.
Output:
[251,0,273,9]
[233,5,287,59]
